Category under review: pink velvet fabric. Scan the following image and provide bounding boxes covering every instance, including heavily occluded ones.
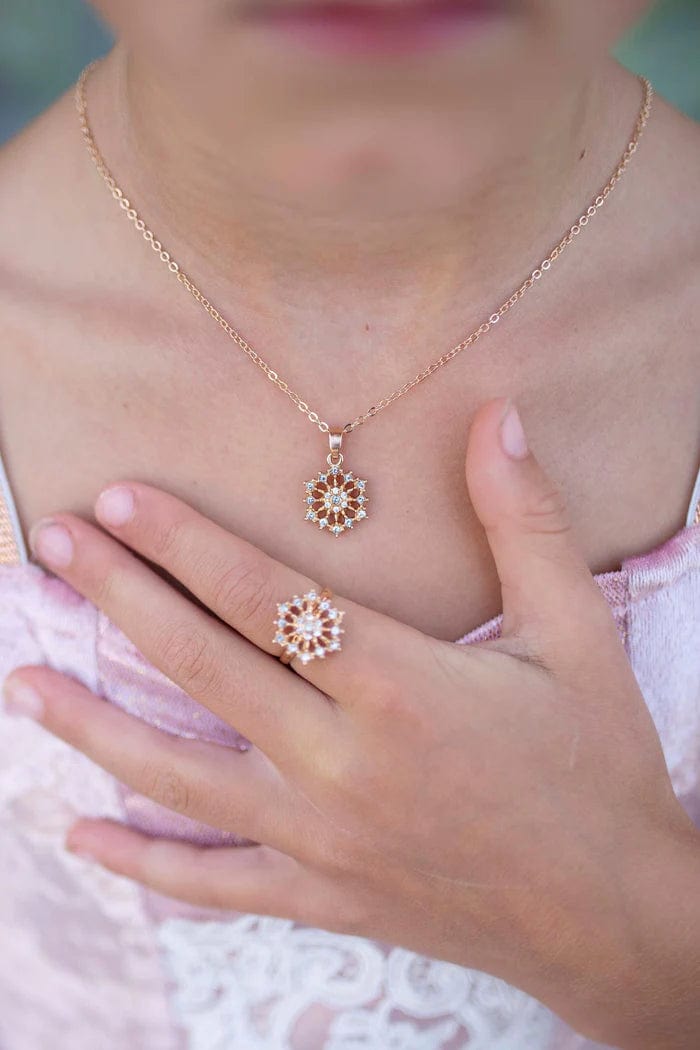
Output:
[1,519,700,1049]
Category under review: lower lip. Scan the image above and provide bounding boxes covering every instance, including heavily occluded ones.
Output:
[247,0,503,58]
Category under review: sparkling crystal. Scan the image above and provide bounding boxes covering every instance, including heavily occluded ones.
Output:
[319,600,331,611]
[329,641,341,651]
[278,603,289,614]
[275,632,286,644]
[314,647,325,657]
[331,626,341,636]
[304,465,368,536]
[299,653,313,664]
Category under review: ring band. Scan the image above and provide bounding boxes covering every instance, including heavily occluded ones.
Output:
[274,587,345,665]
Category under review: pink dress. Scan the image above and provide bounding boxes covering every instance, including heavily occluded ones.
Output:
[1,447,699,1050]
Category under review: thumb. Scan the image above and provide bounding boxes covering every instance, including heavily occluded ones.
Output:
[465,397,615,661]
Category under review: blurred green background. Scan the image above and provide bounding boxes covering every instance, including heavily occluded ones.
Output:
[0,0,698,142]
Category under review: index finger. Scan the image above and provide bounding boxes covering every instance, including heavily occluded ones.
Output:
[94,481,420,703]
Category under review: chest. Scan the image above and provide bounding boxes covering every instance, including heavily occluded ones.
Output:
[0,299,697,640]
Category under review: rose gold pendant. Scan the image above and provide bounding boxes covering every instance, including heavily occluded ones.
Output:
[303,430,369,537]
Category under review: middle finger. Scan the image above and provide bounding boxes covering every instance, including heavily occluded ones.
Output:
[28,512,337,764]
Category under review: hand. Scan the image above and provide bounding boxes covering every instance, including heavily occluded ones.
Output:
[4,398,699,1048]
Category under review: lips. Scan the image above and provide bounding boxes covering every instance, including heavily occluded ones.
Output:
[243,0,505,58]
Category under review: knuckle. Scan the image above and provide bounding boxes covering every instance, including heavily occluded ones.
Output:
[156,621,222,696]
[521,482,571,536]
[140,762,193,816]
[150,516,190,564]
[208,556,273,629]
[92,565,120,609]
[364,674,410,724]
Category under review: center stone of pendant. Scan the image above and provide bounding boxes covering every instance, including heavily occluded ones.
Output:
[297,613,323,640]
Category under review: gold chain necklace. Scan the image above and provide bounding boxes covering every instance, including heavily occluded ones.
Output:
[75,63,652,538]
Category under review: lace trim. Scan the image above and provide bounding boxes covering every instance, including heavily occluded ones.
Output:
[156,915,555,1049]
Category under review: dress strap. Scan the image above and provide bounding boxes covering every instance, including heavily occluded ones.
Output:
[0,450,28,566]
[688,455,700,528]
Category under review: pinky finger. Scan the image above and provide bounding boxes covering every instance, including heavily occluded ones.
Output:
[66,818,319,916]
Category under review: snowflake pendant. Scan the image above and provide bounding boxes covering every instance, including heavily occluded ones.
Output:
[303,430,368,537]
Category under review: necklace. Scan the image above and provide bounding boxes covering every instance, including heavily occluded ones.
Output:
[75,63,652,538]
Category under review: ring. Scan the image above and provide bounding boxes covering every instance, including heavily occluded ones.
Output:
[274,587,345,665]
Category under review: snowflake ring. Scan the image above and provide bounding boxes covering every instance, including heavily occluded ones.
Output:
[273,588,345,665]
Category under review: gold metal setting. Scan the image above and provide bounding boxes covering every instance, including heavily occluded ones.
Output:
[303,430,369,536]
[275,588,345,664]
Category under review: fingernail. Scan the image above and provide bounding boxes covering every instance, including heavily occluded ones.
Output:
[29,519,74,568]
[2,677,44,720]
[499,400,529,461]
[96,485,135,528]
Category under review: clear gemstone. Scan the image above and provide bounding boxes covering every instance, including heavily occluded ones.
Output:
[331,465,340,474]
[332,495,341,505]
[319,473,327,483]
[306,496,314,504]
[344,518,353,527]
[275,632,286,644]
[315,647,325,657]
[305,481,314,491]
[278,603,289,614]
[329,641,341,651]
[357,509,366,519]
[357,480,366,489]
[299,652,313,664]
[331,626,341,636]
[296,612,323,641]
[358,496,365,504]
[306,510,316,520]
[319,600,331,611]
[344,472,353,481]
[319,518,328,528]
[332,525,342,535]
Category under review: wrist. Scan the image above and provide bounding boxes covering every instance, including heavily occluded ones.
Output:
[582,814,700,1049]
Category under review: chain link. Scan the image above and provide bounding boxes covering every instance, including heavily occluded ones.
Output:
[75,63,652,436]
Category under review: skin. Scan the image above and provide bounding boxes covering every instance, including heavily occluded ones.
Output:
[1,0,700,1043]
[5,399,700,1048]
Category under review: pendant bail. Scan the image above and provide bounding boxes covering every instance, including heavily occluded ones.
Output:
[328,429,343,458]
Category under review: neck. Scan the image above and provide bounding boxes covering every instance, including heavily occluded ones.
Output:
[85,47,629,344]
